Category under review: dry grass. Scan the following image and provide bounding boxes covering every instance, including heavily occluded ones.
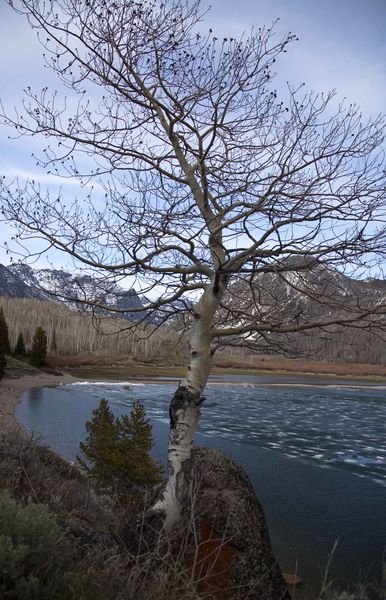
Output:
[214,356,386,379]
[0,431,384,600]
[49,352,386,380]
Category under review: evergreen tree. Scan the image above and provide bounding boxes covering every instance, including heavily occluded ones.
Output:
[117,401,163,501]
[78,398,163,504]
[0,351,6,381]
[14,332,27,357]
[78,399,120,492]
[29,326,48,367]
[0,307,11,355]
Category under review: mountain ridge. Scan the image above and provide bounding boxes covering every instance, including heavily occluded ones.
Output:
[0,263,144,319]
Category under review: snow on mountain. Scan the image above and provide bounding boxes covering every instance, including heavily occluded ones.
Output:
[0,263,144,320]
[223,256,386,334]
[1,259,385,329]
[0,263,43,300]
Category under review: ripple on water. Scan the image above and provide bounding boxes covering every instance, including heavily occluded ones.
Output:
[39,381,386,486]
[198,384,386,485]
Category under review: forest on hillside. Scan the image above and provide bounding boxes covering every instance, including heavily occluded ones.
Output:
[0,296,188,364]
[0,295,385,366]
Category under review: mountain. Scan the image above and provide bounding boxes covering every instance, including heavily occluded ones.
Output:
[221,256,386,361]
[226,256,386,326]
[1,259,385,361]
[0,264,45,300]
[0,263,144,320]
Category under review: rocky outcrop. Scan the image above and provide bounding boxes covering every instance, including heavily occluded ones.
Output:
[179,446,290,599]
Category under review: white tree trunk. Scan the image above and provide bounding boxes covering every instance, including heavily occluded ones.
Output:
[152,281,225,527]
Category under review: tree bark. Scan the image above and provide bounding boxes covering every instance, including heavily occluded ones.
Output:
[152,280,225,527]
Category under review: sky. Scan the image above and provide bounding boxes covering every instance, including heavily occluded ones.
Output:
[0,0,385,268]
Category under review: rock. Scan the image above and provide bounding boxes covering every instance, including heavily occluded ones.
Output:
[180,446,291,599]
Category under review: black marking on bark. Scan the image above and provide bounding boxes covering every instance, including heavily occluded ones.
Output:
[169,385,202,429]
[213,271,229,295]
[191,350,198,356]
[213,272,220,294]
[197,395,206,406]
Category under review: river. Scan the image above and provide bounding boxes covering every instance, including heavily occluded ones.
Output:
[16,374,386,594]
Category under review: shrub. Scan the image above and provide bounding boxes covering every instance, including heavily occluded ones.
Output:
[0,491,75,599]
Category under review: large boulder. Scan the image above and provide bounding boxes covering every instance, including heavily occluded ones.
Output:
[120,445,290,599]
[180,446,290,599]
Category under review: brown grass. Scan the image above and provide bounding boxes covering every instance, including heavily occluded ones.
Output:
[214,356,386,379]
[0,431,384,599]
[49,351,386,380]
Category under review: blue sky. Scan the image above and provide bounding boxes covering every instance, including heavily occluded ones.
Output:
[0,0,385,267]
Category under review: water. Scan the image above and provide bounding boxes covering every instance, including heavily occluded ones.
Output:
[16,378,386,592]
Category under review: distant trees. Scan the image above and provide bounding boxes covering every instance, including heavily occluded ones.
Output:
[50,329,57,355]
[0,296,188,363]
[78,399,163,506]
[14,332,27,357]
[29,326,48,368]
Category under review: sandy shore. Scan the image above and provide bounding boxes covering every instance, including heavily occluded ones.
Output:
[0,372,76,436]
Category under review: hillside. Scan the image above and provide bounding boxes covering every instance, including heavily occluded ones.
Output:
[0,296,187,364]
[1,260,386,364]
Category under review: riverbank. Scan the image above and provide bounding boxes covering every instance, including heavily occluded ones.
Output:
[50,352,386,381]
[0,363,76,436]
[57,362,386,384]
[3,362,386,598]
[2,362,386,441]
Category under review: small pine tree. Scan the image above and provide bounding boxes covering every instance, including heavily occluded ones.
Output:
[0,306,11,355]
[14,332,27,357]
[117,401,163,501]
[78,399,120,493]
[78,398,163,504]
[29,326,48,367]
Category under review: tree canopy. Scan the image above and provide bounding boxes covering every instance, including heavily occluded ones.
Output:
[14,332,27,357]
[0,307,11,356]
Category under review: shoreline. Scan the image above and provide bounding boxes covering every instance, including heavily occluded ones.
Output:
[2,368,386,438]
[0,372,76,436]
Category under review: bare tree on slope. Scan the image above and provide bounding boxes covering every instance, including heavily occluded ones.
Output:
[1,0,386,525]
